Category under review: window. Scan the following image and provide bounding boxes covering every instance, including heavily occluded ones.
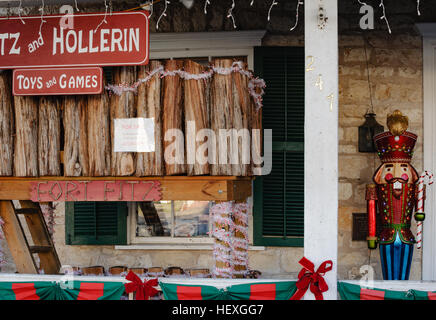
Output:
[253,47,305,247]
[65,202,127,245]
[130,201,214,244]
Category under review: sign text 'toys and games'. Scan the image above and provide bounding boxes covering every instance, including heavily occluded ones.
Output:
[0,11,149,69]
[13,67,103,95]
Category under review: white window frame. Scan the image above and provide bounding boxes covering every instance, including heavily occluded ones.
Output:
[418,23,436,280]
[124,30,265,248]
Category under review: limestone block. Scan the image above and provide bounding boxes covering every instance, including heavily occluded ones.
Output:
[339,183,353,201]
[150,251,199,269]
[248,250,281,274]
[279,248,304,273]
[197,254,214,269]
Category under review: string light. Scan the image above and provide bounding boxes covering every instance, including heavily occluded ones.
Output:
[156,0,170,30]
[227,0,236,29]
[204,0,211,14]
[94,0,109,33]
[74,0,80,11]
[18,0,25,24]
[417,0,421,16]
[109,0,113,15]
[250,0,255,5]
[290,1,303,31]
[357,0,368,5]
[267,0,278,21]
[38,0,47,37]
[379,0,391,34]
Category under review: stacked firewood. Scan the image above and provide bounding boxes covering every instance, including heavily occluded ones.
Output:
[0,59,262,177]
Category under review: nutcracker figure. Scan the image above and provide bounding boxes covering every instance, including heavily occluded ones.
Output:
[366,110,424,280]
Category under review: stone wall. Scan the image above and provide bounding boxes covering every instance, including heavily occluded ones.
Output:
[338,34,423,280]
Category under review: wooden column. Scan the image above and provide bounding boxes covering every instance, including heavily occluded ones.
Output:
[136,61,164,176]
[38,96,61,176]
[304,0,339,299]
[0,71,14,176]
[211,59,233,176]
[163,60,186,175]
[110,66,137,176]
[14,96,39,177]
[184,60,210,176]
[63,96,89,176]
[88,91,111,176]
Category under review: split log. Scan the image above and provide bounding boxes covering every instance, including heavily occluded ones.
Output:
[135,60,164,176]
[88,90,111,176]
[63,96,89,176]
[231,62,251,176]
[163,60,186,175]
[14,96,39,177]
[184,60,210,176]
[251,89,263,177]
[0,71,14,176]
[110,66,137,176]
[210,59,233,176]
[38,96,61,176]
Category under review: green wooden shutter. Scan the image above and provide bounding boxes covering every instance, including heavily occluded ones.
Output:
[65,202,127,245]
[253,47,304,247]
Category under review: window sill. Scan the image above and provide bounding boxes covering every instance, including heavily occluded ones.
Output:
[115,244,266,251]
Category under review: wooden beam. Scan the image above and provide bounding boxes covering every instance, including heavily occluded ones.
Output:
[0,201,38,274]
[0,177,252,201]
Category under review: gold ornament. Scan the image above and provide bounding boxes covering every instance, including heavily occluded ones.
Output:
[387,110,409,136]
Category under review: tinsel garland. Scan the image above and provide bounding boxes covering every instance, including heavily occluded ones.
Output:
[105,61,266,111]
[210,201,250,278]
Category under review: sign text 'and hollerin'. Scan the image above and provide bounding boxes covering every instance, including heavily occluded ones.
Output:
[30,181,162,202]
[0,11,149,69]
[13,67,103,95]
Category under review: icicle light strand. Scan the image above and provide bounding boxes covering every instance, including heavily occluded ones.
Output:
[18,0,25,24]
[379,0,391,34]
[227,0,237,29]
[204,0,211,14]
[290,1,303,31]
[268,0,278,21]
[94,0,109,33]
[38,0,47,37]
[417,0,421,16]
[74,0,80,11]
[157,0,170,30]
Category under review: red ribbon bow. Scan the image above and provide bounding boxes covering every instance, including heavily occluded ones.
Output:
[124,271,159,300]
[290,257,333,300]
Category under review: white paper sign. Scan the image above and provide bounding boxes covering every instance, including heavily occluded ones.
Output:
[114,118,155,152]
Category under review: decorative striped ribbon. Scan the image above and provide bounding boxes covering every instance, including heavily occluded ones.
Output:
[416,171,434,249]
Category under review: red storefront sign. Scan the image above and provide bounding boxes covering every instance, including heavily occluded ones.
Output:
[0,11,149,69]
[13,67,103,95]
[30,181,162,202]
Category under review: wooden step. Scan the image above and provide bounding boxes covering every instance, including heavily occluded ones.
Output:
[15,208,38,215]
[29,245,53,253]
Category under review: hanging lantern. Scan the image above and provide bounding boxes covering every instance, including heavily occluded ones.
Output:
[358,112,384,153]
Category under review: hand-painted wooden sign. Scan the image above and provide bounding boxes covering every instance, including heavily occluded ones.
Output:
[30,180,162,202]
[13,67,103,95]
[0,11,149,69]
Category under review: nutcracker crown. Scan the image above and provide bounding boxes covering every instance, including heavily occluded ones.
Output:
[374,110,417,163]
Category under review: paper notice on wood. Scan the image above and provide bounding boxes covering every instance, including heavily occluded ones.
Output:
[114,118,155,152]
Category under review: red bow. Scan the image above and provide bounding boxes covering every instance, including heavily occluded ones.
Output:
[290,257,333,300]
[124,271,159,300]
